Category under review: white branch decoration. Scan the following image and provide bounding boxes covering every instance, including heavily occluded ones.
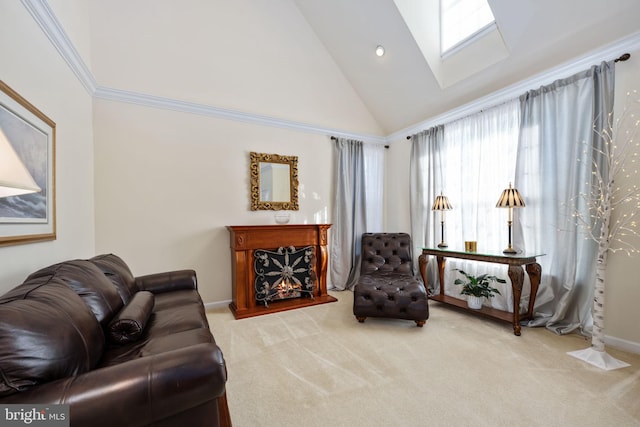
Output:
[568,90,640,370]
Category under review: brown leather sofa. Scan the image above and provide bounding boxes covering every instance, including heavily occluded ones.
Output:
[353,233,429,327]
[0,253,231,427]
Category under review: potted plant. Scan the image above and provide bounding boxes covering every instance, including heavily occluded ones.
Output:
[453,269,506,309]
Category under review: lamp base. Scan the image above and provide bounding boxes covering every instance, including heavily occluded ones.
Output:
[437,242,448,248]
[567,348,630,371]
[503,247,517,254]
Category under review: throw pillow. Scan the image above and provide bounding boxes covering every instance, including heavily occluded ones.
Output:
[108,291,155,345]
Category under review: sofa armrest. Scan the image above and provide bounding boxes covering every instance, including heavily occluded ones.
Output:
[135,269,197,293]
[1,342,226,427]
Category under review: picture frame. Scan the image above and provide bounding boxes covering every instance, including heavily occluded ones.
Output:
[249,151,299,211]
[0,81,56,246]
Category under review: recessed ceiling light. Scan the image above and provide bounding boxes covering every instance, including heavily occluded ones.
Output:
[375,45,385,57]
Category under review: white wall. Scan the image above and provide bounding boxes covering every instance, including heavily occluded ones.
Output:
[88,0,382,137]
[0,1,95,292]
[604,51,640,347]
[93,99,339,304]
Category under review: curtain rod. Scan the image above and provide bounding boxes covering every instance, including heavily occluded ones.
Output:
[404,53,632,140]
[330,135,389,148]
[615,53,631,62]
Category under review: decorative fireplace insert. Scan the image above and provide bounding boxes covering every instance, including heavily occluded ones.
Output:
[254,246,315,306]
[227,224,336,319]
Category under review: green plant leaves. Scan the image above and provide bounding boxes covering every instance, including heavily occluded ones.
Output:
[452,268,505,298]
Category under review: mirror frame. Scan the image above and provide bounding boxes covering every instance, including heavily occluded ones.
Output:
[250,151,299,211]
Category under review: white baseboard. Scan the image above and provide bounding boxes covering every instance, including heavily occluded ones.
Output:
[605,334,640,355]
[204,300,232,311]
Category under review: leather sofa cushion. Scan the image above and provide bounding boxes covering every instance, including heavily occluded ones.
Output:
[0,277,105,397]
[353,272,429,322]
[108,291,155,345]
[100,290,213,367]
[90,253,138,305]
[150,291,210,336]
[100,328,215,367]
[153,288,205,312]
[27,259,123,328]
[360,233,414,275]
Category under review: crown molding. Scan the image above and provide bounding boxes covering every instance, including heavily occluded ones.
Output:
[387,30,640,142]
[93,86,387,143]
[21,0,97,94]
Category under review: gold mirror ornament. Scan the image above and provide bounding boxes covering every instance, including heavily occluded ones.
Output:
[250,152,299,210]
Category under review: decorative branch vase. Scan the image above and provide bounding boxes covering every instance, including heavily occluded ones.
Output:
[467,296,483,309]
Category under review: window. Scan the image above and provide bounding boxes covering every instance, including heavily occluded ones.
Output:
[440,0,495,55]
[438,100,520,311]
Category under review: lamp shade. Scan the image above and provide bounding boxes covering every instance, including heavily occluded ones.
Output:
[496,183,525,208]
[0,128,41,198]
[432,192,453,211]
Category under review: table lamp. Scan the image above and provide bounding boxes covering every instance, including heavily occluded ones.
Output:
[432,192,452,248]
[496,183,525,254]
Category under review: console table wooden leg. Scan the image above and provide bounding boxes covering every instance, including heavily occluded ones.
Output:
[525,263,542,320]
[436,256,446,297]
[507,265,525,336]
[418,253,429,291]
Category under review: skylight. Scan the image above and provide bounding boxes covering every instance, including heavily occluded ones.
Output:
[440,0,496,55]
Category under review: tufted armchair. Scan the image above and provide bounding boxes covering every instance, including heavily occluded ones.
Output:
[353,233,429,327]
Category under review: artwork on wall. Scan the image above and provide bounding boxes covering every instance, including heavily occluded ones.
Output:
[0,81,56,246]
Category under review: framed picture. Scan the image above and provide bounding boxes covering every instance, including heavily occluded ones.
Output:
[0,81,56,246]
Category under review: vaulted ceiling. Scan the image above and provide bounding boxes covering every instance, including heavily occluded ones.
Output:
[85,0,640,137]
[292,0,640,134]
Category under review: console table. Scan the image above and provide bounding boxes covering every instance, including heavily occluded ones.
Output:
[227,224,337,319]
[418,248,543,336]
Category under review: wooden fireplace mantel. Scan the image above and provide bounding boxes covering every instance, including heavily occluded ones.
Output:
[227,224,337,319]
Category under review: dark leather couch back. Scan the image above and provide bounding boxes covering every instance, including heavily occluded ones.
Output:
[360,233,414,275]
[0,276,105,397]
[27,260,124,328]
[0,254,139,398]
[90,253,138,305]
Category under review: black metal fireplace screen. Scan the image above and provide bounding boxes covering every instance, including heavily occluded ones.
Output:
[254,246,316,306]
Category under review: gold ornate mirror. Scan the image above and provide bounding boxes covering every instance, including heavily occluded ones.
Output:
[250,152,299,210]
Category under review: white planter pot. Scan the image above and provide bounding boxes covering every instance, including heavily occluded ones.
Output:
[467,296,484,309]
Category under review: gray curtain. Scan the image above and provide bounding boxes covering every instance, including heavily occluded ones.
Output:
[515,61,615,335]
[330,138,366,291]
[409,126,444,291]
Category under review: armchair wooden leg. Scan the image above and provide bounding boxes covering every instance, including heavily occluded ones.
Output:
[356,316,366,323]
[415,320,426,327]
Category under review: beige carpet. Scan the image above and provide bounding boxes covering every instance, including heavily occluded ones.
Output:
[206,291,640,427]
